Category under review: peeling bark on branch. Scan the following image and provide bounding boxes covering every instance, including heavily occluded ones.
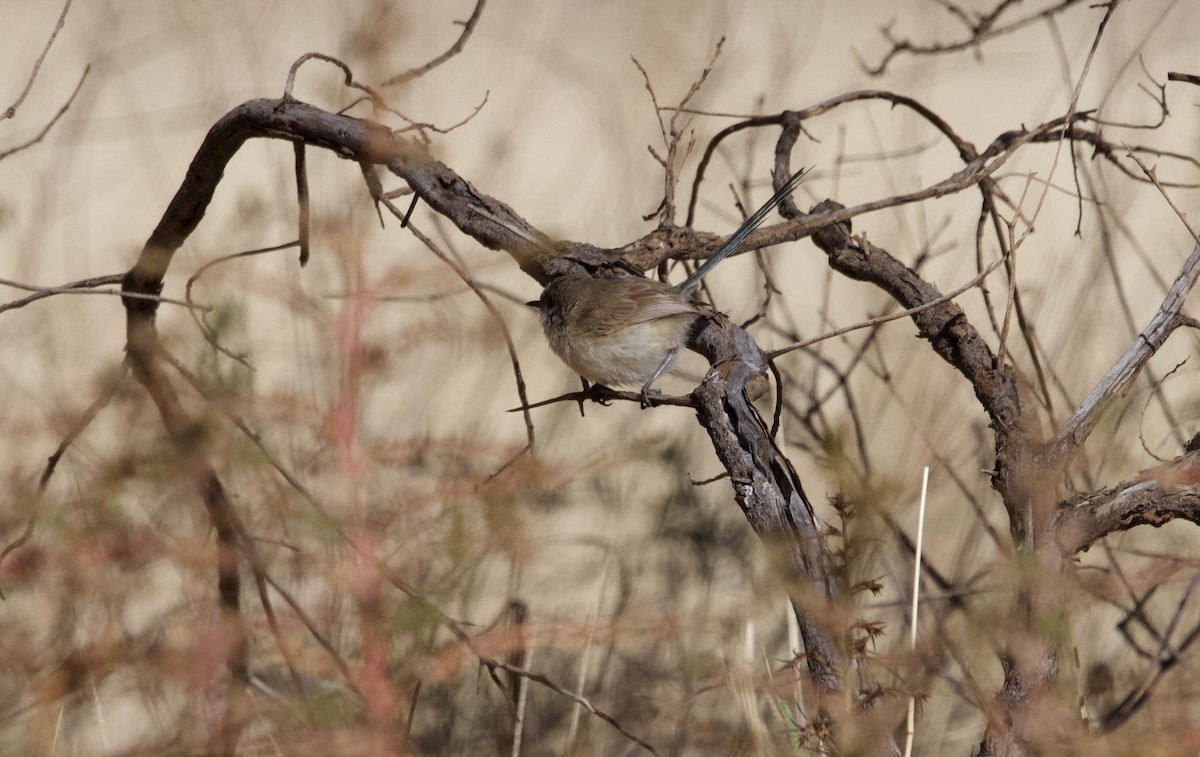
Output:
[805,198,1047,545]
[1049,242,1200,467]
[692,357,842,686]
[1054,453,1200,554]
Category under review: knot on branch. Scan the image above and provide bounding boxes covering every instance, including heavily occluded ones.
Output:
[810,199,853,246]
[121,266,166,318]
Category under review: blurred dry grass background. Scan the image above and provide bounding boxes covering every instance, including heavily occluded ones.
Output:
[3,0,1200,754]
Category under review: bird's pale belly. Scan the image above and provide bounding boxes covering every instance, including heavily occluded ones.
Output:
[548,314,698,387]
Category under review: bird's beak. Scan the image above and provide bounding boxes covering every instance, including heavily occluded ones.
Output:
[525,300,541,310]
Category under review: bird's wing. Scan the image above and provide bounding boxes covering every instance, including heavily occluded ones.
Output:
[623,298,700,326]
[572,279,697,336]
[622,282,700,326]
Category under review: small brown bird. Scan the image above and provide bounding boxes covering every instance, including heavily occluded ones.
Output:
[534,169,807,403]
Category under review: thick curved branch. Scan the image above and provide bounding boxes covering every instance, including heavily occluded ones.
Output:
[807,201,1023,444]
[1053,452,1200,553]
[689,326,897,753]
[113,98,809,304]
[692,360,842,683]
[804,198,1049,549]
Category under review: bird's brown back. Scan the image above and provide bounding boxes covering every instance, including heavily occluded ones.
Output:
[542,273,699,337]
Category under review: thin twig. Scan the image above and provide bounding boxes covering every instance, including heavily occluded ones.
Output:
[0,275,207,312]
[283,52,378,104]
[2,0,74,121]
[159,349,363,696]
[862,0,1088,76]
[766,253,1009,359]
[1136,358,1189,463]
[183,240,300,367]
[0,65,89,162]
[387,205,537,470]
[1048,151,1200,464]
[0,273,121,314]
[483,658,660,756]
[0,363,128,596]
[509,385,695,412]
[382,0,488,87]
[295,143,310,265]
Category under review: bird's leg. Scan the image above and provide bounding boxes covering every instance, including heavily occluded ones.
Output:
[577,377,589,416]
[639,348,679,408]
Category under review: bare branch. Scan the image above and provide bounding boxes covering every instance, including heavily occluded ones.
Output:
[283,52,376,102]
[400,216,538,463]
[0,273,206,313]
[0,65,89,162]
[861,0,1089,76]
[1166,71,1200,87]
[0,362,128,597]
[382,0,487,88]
[767,253,1010,359]
[1047,239,1200,464]
[183,240,299,369]
[0,272,122,314]
[2,0,74,121]
[1054,455,1200,554]
[481,658,660,756]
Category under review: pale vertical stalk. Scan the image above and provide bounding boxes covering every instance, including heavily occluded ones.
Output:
[785,597,809,741]
[561,640,594,755]
[1074,647,1089,724]
[786,596,800,657]
[512,644,534,757]
[50,702,65,752]
[562,568,607,755]
[903,466,930,757]
[92,676,110,755]
[730,622,770,754]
